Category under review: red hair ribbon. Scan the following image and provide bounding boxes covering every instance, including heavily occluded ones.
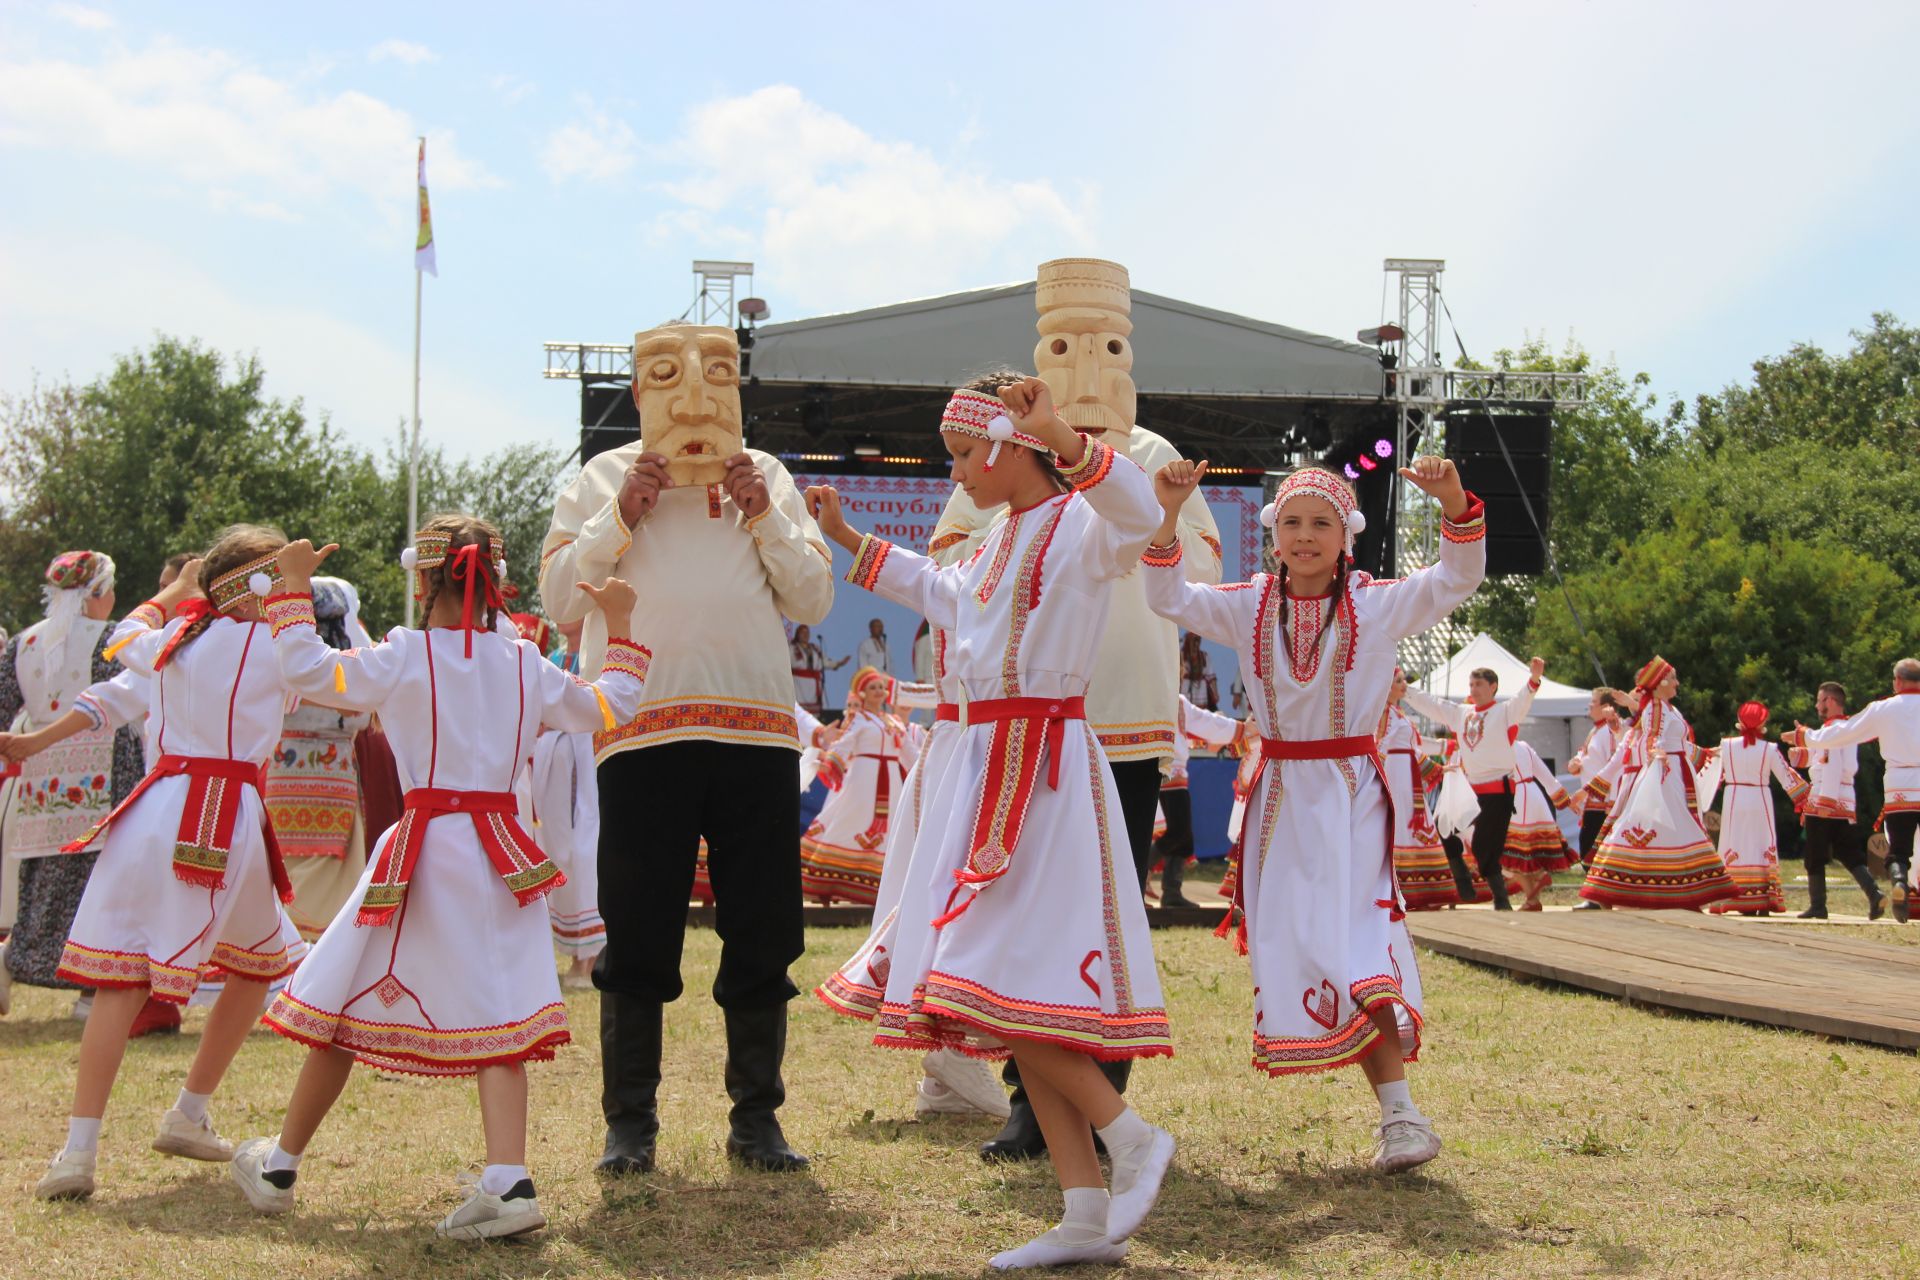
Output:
[448,542,504,658]
[153,598,215,670]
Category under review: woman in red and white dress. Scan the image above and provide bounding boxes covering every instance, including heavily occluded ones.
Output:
[227,520,648,1242]
[1380,670,1455,911]
[1697,701,1807,915]
[1577,658,1736,910]
[1565,689,1628,866]
[799,668,918,906]
[1143,456,1484,1177]
[1502,738,1577,909]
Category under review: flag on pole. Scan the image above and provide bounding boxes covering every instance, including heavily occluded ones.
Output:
[415,138,437,277]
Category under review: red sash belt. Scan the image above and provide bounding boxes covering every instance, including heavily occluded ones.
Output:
[935,703,960,722]
[358,787,562,927]
[932,695,1086,929]
[64,754,292,904]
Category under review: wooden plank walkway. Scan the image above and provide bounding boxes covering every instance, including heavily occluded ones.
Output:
[1405,909,1920,1051]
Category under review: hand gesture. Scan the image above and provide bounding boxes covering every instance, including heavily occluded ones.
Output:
[1154,459,1210,515]
[277,539,337,585]
[997,376,1060,436]
[723,453,771,520]
[1529,656,1546,680]
[1567,757,1583,775]
[1398,455,1468,519]
[0,733,27,763]
[618,452,674,528]
[577,576,638,622]
[805,485,862,553]
[154,557,204,611]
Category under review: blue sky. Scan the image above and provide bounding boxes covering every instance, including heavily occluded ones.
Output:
[3,1,1917,462]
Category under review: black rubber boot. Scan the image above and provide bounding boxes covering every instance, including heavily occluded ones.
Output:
[596,991,662,1175]
[1798,862,1828,919]
[1159,855,1197,910]
[1846,862,1886,919]
[1473,845,1512,911]
[722,1005,809,1172]
[980,1059,1046,1162]
[1892,862,1911,924]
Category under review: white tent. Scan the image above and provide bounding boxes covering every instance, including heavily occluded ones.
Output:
[1411,632,1593,770]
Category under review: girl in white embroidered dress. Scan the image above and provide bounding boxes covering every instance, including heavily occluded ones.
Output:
[807,377,1176,1270]
[1142,457,1484,1177]
[31,527,306,1202]
[227,521,648,1241]
[799,667,919,905]
[1698,701,1809,916]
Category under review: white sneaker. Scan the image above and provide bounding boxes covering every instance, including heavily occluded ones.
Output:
[229,1138,296,1215]
[914,1078,984,1118]
[153,1107,234,1161]
[922,1048,1012,1119]
[435,1173,547,1241]
[1106,1126,1176,1240]
[35,1148,96,1201]
[1372,1117,1443,1173]
[71,993,93,1022]
[989,1231,1128,1270]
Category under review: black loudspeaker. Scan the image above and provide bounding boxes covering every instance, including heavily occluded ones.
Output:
[1445,411,1551,576]
[580,383,639,464]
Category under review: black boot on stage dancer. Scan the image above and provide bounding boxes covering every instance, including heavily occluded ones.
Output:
[980,1060,1046,1163]
[722,1005,809,1171]
[596,991,663,1175]
[1159,854,1197,910]
[1798,860,1828,919]
[1848,861,1887,920]
[1441,836,1479,905]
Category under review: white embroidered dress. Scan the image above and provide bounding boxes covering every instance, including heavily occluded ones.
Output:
[829,439,1172,1059]
[1142,501,1486,1075]
[532,729,605,958]
[799,707,919,906]
[262,604,648,1077]
[1697,736,1807,915]
[1580,700,1734,910]
[58,610,300,1003]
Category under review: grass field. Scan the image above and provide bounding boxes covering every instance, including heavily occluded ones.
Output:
[5,887,1918,1279]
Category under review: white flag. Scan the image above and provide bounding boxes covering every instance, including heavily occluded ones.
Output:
[414,138,437,277]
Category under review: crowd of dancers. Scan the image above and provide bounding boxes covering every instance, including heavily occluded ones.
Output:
[1,261,1914,1270]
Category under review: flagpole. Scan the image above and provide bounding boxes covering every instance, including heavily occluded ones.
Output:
[405,135,425,628]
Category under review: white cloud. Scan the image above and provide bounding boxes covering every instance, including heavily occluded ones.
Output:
[541,101,637,182]
[489,74,535,107]
[0,40,500,230]
[368,39,437,66]
[644,85,1089,312]
[49,3,113,30]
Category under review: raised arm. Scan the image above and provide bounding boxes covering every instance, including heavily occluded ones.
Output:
[1766,742,1810,806]
[538,450,639,627]
[1802,702,1885,752]
[842,535,966,631]
[1508,662,1543,726]
[1401,686,1468,734]
[1056,439,1165,581]
[736,453,834,627]
[533,635,650,735]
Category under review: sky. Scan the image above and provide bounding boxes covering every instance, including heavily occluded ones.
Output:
[3,1,1917,463]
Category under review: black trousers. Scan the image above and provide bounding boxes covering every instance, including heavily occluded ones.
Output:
[1579,808,1608,865]
[1470,782,1516,880]
[1153,787,1194,866]
[1108,758,1165,893]
[1888,812,1919,876]
[594,742,804,1009]
[1804,814,1868,873]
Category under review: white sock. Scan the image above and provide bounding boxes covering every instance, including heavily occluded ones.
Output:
[1095,1106,1153,1156]
[1375,1078,1424,1123]
[990,1190,1124,1270]
[265,1142,302,1174]
[174,1088,211,1124]
[64,1116,102,1155]
[480,1163,530,1196]
[1058,1186,1110,1243]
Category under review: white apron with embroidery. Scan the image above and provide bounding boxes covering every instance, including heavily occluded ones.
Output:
[7,617,115,858]
[532,729,604,958]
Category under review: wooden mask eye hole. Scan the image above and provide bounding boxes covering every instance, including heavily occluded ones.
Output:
[1107,339,1123,355]
[1050,338,1068,356]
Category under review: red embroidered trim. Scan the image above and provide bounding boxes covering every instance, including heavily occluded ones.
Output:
[599,639,652,682]
[927,530,969,556]
[1140,540,1183,568]
[1200,533,1224,562]
[594,701,798,754]
[847,535,893,591]
[1441,496,1488,544]
[129,602,167,630]
[263,992,570,1077]
[1000,500,1070,694]
[1057,437,1115,489]
[263,592,316,638]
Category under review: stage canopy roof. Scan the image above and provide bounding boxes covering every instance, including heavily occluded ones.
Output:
[745,282,1385,401]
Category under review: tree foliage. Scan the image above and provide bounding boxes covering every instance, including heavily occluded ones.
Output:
[0,337,565,635]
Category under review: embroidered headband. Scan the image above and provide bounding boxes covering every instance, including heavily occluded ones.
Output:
[1260,467,1366,554]
[400,529,507,581]
[1635,655,1675,693]
[940,388,1051,472]
[44,550,105,592]
[207,551,285,614]
[850,666,890,700]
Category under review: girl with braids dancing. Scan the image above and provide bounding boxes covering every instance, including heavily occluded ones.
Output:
[228,518,648,1242]
[29,527,307,1201]
[1143,457,1484,1175]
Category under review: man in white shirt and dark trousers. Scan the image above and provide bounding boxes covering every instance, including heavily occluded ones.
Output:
[1788,679,1891,921]
[1404,659,1545,912]
[854,618,889,678]
[1796,659,1920,922]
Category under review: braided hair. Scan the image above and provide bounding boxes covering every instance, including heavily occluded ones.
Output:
[414,512,505,635]
[171,524,288,658]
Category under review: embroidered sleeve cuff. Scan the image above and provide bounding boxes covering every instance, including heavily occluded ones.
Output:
[1441,494,1487,544]
[1055,436,1115,490]
[927,529,969,557]
[263,592,316,638]
[1200,532,1224,564]
[129,601,167,630]
[1140,539,1184,568]
[601,638,652,682]
[846,534,893,591]
[73,692,108,732]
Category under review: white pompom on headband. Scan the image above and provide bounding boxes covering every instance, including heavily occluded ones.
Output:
[1262,468,1364,555]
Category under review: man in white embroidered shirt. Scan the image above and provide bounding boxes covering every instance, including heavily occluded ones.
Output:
[540,323,833,1177]
[1403,658,1545,911]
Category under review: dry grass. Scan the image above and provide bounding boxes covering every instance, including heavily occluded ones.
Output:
[4,911,1918,1280]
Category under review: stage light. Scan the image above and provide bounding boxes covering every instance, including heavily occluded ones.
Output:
[1344,464,1360,481]
[1356,324,1405,345]
[1374,439,1393,458]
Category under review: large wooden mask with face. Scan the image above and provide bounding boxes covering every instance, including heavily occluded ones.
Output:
[631,324,745,487]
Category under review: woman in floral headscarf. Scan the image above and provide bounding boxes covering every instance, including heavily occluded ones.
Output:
[0,552,144,1011]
